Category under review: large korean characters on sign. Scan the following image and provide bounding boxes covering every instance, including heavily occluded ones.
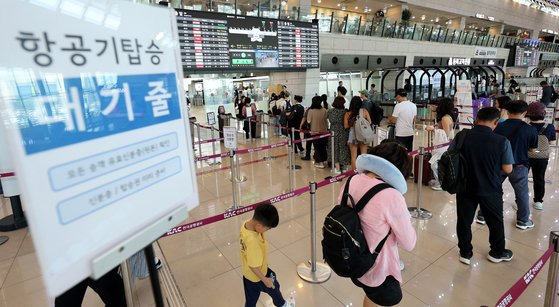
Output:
[0,0,198,297]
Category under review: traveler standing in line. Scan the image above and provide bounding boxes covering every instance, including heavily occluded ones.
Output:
[526,102,556,210]
[286,95,305,156]
[344,96,372,170]
[277,91,292,137]
[300,107,313,161]
[477,100,538,229]
[540,81,553,107]
[454,107,514,265]
[306,96,329,168]
[321,94,329,109]
[370,83,377,95]
[360,89,372,118]
[242,98,257,139]
[268,93,281,135]
[340,141,416,307]
[495,96,511,124]
[426,98,455,191]
[326,96,351,170]
[389,89,417,153]
[338,86,349,109]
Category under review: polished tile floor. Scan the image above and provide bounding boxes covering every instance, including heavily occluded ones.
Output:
[1,104,559,306]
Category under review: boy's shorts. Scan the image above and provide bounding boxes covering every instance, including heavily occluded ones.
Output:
[351,275,402,306]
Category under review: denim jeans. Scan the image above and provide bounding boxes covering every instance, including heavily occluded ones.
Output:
[505,165,530,223]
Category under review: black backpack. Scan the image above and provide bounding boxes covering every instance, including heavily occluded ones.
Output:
[370,103,384,126]
[438,129,469,194]
[551,91,558,103]
[322,175,392,279]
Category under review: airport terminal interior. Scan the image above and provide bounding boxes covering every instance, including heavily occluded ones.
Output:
[3,0,559,306]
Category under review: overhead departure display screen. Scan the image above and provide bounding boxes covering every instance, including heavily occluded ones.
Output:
[176,9,319,70]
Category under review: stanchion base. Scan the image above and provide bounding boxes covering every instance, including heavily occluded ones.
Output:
[227,205,243,212]
[262,156,276,161]
[206,161,222,166]
[0,236,8,246]
[408,208,433,220]
[228,176,247,183]
[297,261,331,284]
[287,165,302,170]
[0,214,28,232]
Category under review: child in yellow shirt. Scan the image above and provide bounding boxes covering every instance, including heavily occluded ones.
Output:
[240,203,295,307]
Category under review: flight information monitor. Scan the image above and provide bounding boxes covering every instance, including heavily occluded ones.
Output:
[176,9,319,70]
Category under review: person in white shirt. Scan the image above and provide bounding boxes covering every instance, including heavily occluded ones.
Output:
[389,88,417,152]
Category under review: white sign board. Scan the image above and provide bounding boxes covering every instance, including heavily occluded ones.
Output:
[376,127,388,146]
[0,1,198,297]
[545,107,555,124]
[474,47,498,58]
[245,106,253,117]
[223,126,238,149]
[207,112,216,125]
[455,80,474,130]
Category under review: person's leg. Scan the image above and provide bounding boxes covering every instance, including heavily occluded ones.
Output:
[244,121,249,138]
[305,133,313,159]
[260,269,286,307]
[359,144,369,156]
[243,277,262,307]
[478,195,506,254]
[531,159,548,203]
[89,267,127,307]
[295,132,304,152]
[55,279,89,306]
[349,144,358,169]
[456,193,477,257]
[508,165,531,223]
[251,121,257,138]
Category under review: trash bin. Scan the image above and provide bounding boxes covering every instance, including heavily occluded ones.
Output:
[255,110,264,138]
[219,113,231,143]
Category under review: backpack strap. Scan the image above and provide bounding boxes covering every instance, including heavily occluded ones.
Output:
[354,182,392,212]
[373,229,392,255]
[540,123,549,135]
[455,129,469,151]
[341,175,356,207]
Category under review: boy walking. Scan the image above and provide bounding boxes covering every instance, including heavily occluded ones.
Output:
[240,204,295,307]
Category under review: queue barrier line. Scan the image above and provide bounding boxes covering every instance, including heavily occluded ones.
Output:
[0,172,15,178]
[195,153,289,176]
[293,132,332,145]
[495,244,554,307]
[194,152,229,162]
[251,117,332,135]
[164,169,357,237]
[193,138,224,145]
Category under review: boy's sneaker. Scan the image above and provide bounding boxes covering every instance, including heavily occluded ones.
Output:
[282,296,296,307]
[399,260,405,271]
[459,251,473,265]
[516,220,535,230]
[155,257,162,270]
[475,215,486,225]
[487,249,514,263]
[533,202,543,210]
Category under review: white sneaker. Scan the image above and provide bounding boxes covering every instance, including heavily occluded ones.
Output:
[282,296,296,307]
[314,162,325,169]
[533,202,543,210]
[155,257,162,270]
[399,260,405,271]
[430,184,443,191]
[298,150,305,157]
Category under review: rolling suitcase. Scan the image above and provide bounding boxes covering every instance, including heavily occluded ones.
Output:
[413,130,433,185]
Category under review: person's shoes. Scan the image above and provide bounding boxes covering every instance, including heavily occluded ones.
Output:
[475,215,486,225]
[155,257,162,270]
[299,150,306,157]
[430,182,443,191]
[282,296,296,307]
[533,202,544,210]
[459,251,473,265]
[516,220,535,230]
[301,156,311,161]
[399,260,405,271]
[314,162,325,169]
[487,249,514,263]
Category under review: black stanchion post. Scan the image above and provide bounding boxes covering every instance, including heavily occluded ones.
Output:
[0,196,27,231]
[144,244,164,307]
[545,231,559,306]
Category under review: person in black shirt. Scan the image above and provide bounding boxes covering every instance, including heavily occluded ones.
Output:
[454,107,514,265]
[403,79,412,93]
[484,100,538,230]
[540,81,553,107]
[287,95,305,154]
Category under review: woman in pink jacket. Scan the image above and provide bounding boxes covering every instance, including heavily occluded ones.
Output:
[338,140,417,306]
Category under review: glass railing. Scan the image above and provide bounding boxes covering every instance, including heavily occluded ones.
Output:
[135,0,559,53]
[315,10,559,53]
